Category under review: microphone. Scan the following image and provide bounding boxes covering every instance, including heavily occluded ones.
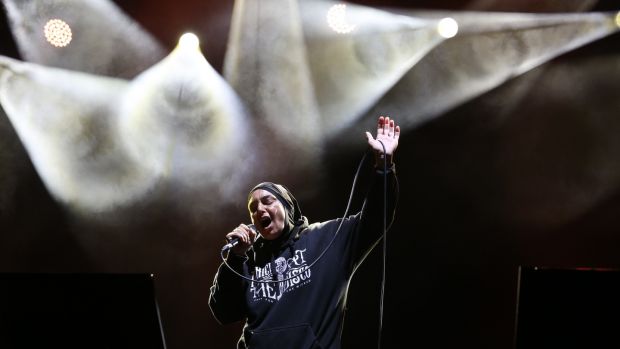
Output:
[221,224,257,252]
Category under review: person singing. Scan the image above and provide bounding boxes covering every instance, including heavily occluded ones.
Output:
[209,116,400,349]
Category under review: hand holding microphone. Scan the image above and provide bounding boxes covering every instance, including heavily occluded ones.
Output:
[222,224,258,254]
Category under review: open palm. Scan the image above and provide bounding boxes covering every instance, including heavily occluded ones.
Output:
[366,116,400,160]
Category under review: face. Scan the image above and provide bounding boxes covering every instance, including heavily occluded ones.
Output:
[248,189,287,240]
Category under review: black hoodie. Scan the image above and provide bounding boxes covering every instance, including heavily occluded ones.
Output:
[209,165,397,349]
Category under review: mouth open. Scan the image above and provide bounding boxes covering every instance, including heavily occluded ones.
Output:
[260,216,272,229]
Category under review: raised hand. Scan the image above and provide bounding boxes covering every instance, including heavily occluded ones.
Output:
[365,116,400,166]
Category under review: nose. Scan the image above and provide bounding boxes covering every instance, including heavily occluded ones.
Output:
[256,202,267,214]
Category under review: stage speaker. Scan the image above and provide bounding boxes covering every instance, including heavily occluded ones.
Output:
[0,273,167,348]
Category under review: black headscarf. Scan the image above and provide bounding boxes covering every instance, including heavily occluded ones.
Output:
[247,182,309,246]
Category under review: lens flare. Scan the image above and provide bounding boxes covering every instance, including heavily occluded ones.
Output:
[327,4,356,34]
[44,19,73,47]
[437,17,458,38]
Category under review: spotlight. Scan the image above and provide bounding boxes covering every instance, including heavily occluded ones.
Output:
[43,19,72,47]
[615,11,620,28]
[327,4,356,34]
[437,17,458,38]
[179,33,200,50]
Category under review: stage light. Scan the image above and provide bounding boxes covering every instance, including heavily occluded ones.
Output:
[327,4,356,34]
[118,30,252,201]
[615,12,620,27]
[179,32,200,50]
[43,19,72,47]
[437,17,458,38]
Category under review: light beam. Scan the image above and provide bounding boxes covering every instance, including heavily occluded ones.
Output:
[2,0,165,78]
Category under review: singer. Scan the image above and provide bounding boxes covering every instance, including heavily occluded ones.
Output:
[209,116,400,349]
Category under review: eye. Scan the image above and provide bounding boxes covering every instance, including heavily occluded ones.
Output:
[262,196,275,205]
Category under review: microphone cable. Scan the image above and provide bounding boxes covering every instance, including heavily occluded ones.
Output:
[379,140,388,349]
[377,140,397,349]
[219,143,399,348]
[220,150,370,284]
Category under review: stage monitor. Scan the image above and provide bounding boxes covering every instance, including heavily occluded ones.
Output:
[514,266,620,349]
[0,273,167,349]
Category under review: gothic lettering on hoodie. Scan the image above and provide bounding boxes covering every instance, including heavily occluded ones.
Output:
[250,248,311,302]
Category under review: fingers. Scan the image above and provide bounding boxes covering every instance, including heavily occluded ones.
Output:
[376,115,397,138]
[377,116,385,135]
[226,224,256,245]
[383,116,390,135]
[242,223,257,242]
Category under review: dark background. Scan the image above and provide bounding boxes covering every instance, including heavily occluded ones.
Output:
[2,1,620,348]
